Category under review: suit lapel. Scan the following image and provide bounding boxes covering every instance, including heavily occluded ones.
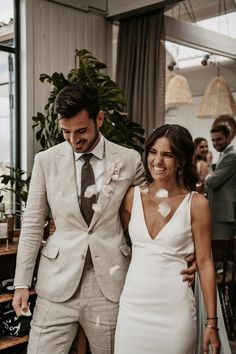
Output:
[56,142,88,229]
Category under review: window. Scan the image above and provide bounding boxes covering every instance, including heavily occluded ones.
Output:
[0,0,19,212]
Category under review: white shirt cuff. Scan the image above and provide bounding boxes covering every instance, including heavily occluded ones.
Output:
[14,285,30,289]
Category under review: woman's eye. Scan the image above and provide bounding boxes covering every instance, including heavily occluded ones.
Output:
[163,153,174,158]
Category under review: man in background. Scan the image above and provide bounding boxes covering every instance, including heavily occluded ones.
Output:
[206,124,236,241]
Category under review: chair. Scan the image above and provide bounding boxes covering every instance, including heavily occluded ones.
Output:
[212,238,236,340]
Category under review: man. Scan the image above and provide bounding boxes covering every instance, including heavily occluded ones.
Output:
[206,124,236,240]
[13,82,195,354]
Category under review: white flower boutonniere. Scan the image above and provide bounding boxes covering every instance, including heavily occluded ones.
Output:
[102,184,113,198]
[106,159,123,184]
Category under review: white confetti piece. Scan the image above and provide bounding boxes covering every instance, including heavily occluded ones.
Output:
[158,201,171,218]
[155,189,168,199]
[92,203,101,212]
[96,315,100,327]
[84,185,97,198]
[109,264,121,275]
[20,306,32,317]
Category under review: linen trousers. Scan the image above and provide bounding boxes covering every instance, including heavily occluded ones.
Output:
[27,267,119,354]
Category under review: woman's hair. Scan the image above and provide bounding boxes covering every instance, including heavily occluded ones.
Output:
[144,124,198,191]
[193,137,208,163]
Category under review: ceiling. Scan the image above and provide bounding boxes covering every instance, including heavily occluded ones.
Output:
[166,0,236,22]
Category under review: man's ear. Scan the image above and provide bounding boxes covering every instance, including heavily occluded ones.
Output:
[96,111,104,129]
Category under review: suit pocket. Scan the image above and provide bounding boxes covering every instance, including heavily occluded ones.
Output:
[40,246,59,259]
[120,243,131,256]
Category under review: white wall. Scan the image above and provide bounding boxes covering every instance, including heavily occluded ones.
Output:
[20,0,112,173]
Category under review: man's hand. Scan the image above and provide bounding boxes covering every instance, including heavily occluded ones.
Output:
[180,253,198,287]
[12,288,30,317]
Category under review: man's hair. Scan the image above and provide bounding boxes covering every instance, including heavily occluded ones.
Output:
[55,81,100,122]
[210,124,230,137]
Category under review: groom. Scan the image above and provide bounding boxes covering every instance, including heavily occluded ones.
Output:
[13,81,195,354]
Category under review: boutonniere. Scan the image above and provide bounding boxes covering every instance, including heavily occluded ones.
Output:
[106,159,123,184]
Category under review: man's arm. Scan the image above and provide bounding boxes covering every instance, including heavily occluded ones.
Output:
[13,153,49,314]
[131,151,145,186]
[206,154,236,189]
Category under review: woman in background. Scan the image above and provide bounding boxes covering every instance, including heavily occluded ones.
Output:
[193,137,210,193]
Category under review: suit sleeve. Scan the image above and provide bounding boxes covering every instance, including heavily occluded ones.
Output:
[14,153,49,287]
[206,154,236,190]
[131,150,145,186]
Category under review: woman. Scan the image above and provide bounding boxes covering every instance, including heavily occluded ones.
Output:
[115,124,220,354]
[193,137,210,193]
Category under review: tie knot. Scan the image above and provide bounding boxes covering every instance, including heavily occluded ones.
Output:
[81,153,93,164]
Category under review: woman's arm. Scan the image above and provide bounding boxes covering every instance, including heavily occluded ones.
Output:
[199,160,210,181]
[191,193,220,354]
[119,187,135,231]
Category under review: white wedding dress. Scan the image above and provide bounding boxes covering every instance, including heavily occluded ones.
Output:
[115,187,196,354]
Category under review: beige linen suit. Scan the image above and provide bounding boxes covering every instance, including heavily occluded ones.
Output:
[14,137,144,352]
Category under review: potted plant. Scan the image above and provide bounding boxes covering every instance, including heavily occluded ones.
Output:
[0,49,145,223]
[32,49,145,153]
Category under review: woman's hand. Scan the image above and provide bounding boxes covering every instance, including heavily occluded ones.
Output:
[49,219,56,235]
[203,327,221,354]
[180,253,198,287]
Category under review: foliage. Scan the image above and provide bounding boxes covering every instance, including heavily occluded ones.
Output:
[32,49,145,153]
[0,50,145,212]
[0,166,31,218]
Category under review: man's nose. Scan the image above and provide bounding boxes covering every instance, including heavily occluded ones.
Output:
[69,133,79,144]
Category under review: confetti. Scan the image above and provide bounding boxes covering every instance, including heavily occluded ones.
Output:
[109,264,121,275]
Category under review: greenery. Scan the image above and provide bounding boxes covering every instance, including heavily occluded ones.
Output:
[0,166,31,219]
[0,49,145,212]
[32,49,145,153]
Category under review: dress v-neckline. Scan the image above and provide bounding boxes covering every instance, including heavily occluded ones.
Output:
[138,188,190,241]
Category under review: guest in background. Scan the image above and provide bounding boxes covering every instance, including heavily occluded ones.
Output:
[193,137,210,194]
[206,124,236,241]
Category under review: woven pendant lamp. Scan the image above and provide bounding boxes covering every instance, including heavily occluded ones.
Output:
[165,74,193,109]
[197,76,236,118]
[166,70,176,89]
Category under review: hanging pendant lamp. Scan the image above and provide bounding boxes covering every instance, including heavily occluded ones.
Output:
[197,76,236,118]
[165,74,193,109]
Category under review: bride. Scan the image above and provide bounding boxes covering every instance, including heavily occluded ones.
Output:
[114,124,221,354]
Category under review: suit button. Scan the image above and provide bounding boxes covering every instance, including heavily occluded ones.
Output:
[81,255,85,260]
[88,230,93,235]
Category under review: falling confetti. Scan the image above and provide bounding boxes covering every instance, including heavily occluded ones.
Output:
[92,203,101,212]
[158,201,171,217]
[109,264,121,275]
[96,315,100,327]
[155,189,168,199]
[84,184,97,198]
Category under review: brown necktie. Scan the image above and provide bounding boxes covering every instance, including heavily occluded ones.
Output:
[81,153,96,225]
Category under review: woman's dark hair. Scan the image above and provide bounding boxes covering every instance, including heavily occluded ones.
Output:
[144,124,198,191]
[55,81,100,122]
[193,137,208,163]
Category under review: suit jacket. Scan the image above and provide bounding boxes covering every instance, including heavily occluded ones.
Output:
[14,137,145,302]
[206,145,236,223]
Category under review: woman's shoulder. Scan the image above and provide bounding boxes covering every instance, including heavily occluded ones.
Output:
[191,192,210,212]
